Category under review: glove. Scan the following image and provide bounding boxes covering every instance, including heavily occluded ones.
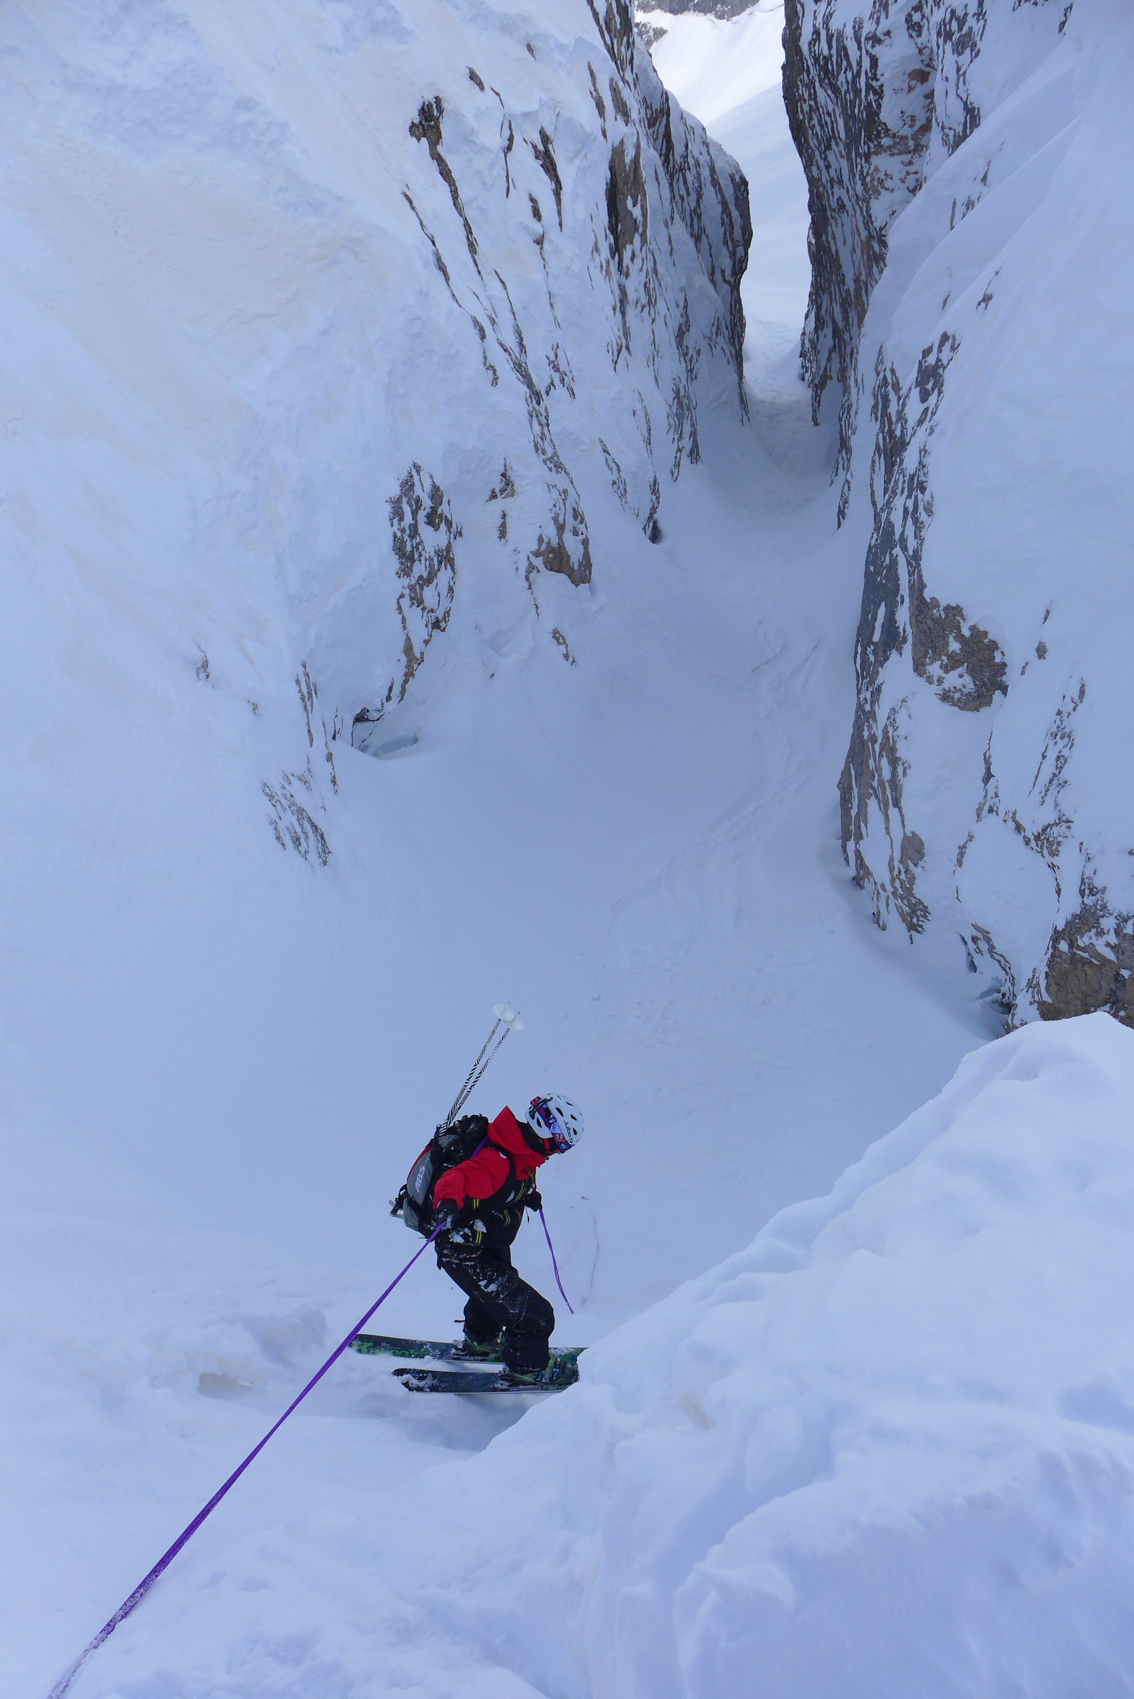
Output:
[433,1196,464,1231]
[526,1190,543,1213]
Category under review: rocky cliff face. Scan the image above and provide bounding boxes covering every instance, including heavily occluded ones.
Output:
[786,0,1134,1026]
[1,0,749,856]
[318,0,751,761]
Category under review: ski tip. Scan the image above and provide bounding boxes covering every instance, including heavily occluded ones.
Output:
[492,1003,523,1031]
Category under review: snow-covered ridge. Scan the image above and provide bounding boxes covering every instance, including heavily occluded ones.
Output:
[785,0,1134,1028]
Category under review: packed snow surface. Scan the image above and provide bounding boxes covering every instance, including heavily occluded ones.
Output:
[0,0,1116,1695]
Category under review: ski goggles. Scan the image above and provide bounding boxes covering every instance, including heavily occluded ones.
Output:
[529,1096,570,1152]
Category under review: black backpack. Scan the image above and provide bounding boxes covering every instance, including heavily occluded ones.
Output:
[391,1114,504,1235]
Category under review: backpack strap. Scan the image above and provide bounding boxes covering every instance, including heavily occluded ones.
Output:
[464,1138,519,1208]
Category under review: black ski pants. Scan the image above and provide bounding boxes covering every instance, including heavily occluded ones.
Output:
[436,1240,555,1371]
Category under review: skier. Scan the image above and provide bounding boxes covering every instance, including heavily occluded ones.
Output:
[430,1094,583,1385]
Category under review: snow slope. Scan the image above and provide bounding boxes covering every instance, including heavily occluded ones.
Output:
[32,1015,1134,1695]
[382,1012,1134,1699]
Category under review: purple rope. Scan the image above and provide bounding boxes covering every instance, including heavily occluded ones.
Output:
[47,1225,443,1699]
[539,1208,574,1314]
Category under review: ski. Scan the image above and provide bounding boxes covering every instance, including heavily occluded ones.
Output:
[394,1361,580,1395]
[350,1331,581,1368]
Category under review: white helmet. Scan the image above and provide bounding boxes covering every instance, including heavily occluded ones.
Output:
[528,1094,583,1150]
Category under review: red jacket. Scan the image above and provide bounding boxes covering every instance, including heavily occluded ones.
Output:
[432,1106,547,1208]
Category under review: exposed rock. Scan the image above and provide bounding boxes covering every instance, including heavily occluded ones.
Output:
[528,487,594,589]
[607,135,648,274]
[294,662,339,797]
[530,126,564,229]
[263,765,332,866]
[341,464,460,753]
[1033,873,1134,1027]
[840,325,1007,928]
[388,466,459,701]
[639,0,757,16]
[408,97,480,270]
[911,586,1007,713]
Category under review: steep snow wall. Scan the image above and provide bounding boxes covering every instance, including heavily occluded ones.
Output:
[374,1013,1134,1698]
[785,0,1134,1026]
[2,0,748,836]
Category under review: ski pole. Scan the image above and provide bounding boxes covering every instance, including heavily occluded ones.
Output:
[539,1208,574,1314]
[444,1003,522,1126]
[46,1225,444,1699]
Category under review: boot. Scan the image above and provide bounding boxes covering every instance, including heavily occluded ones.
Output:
[504,1359,576,1387]
[452,1333,501,1361]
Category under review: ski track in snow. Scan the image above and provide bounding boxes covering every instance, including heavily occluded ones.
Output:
[0,6,1014,1696]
